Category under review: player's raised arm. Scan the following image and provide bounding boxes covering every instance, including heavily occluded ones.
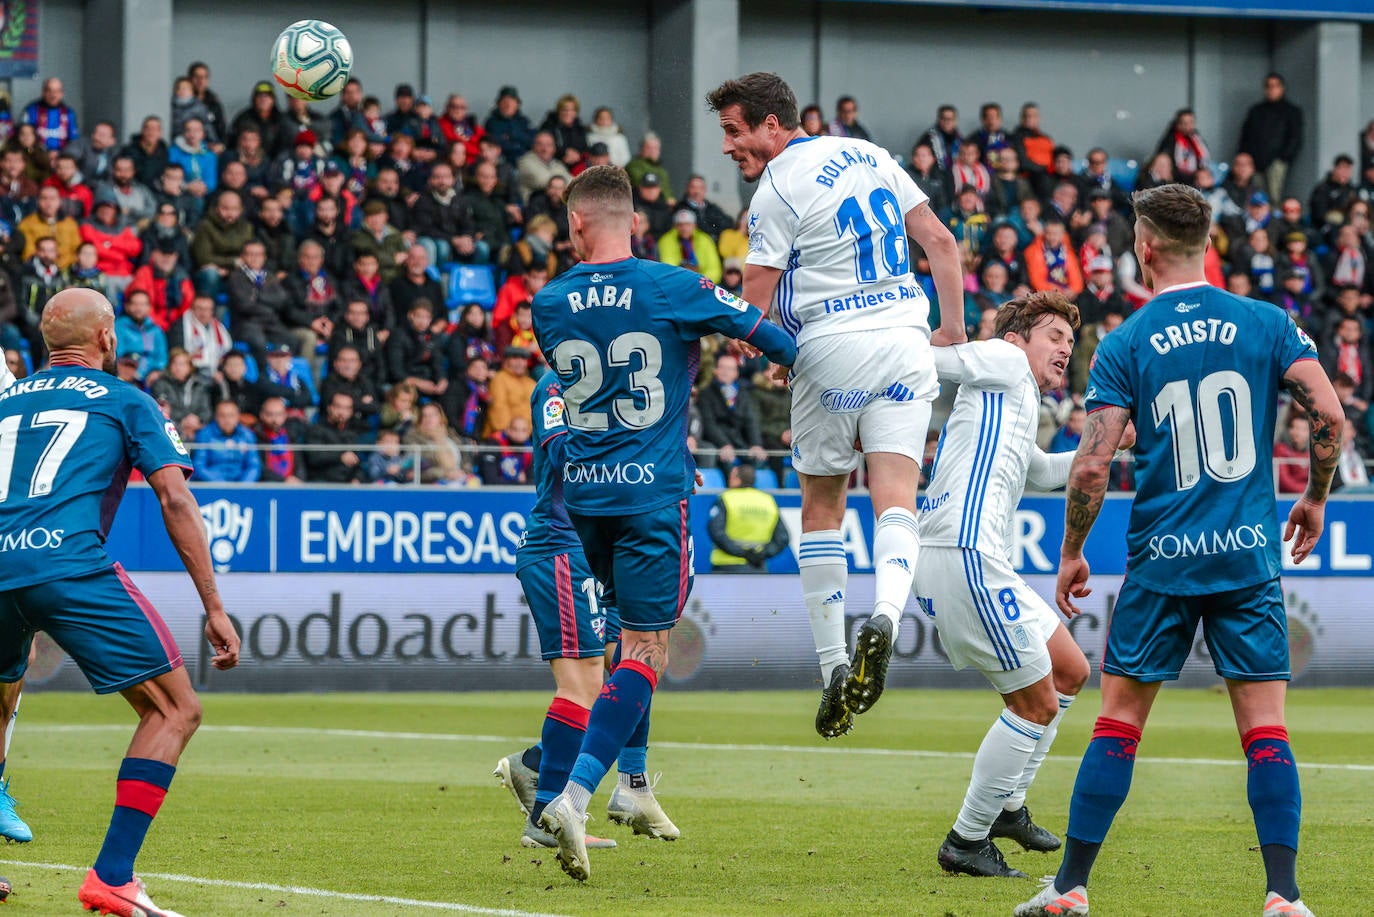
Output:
[147,467,239,669]
[670,272,796,368]
[905,203,966,345]
[1280,359,1343,563]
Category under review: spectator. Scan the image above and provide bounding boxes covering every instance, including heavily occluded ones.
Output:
[1154,108,1211,185]
[330,128,375,203]
[674,174,733,240]
[253,395,306,484]
[5,122,50,185]
[905,143,951,219]
[363,166,412,233]
[1321,316,1374,402]
[1325,227,1370,300]
[278,235,339,360]
[1010,102,1054,196]
[168,117,217,198]
[389,243,443,317]
[192,190,254,296]
[376,132,425,193]
[799,104,825,137]
[329,298,388,385]
[367,428,416,484]
[228,83,288,159]
[63,120,119,187]
[445,301,497,374]
[1273,410,1310,495]
[708,464,789,572]
[631,208,659,261]
[80,195,140,293]
[946,186,989,256]
[306,391,368,483]
[97,155,158,224]
[115,289,168,381]
[712,210,749,267]
[187,62,228,149]
[169,293,232,377]
[386,298,447,398]
[16,236,66,353]
[1076,254,1130,324]
[1049,405,1087,453]
[273,130,326,212]
[483,85,535,166]
[228,238,295,371]
[630,171,674,239]
[1220,152,1262,216]
[412,161,481,266]
[319,343,381,433]
[341,249,395,331]
[0,147,38,202]
[970,260,1014,319]
[380,380,420,435]
[4,349,24,381]
[494,300,543,367]
[1233,227,1279,299]
[480,415,533,485]
[44,152,94,219]
[0,263,20,354]
[526,175,573,266]
[467,134,522,220]
[256,341,314,413]
[304,194,353,278]
[383,83,420,139]
[950,139,991,203]
[626,132,672,195]
[463,159,514,259]
[121,116,169,190]
[1279,232,1325,303]
[698,353,766,468]
[409,400,473,484]
[586,106,631,167]
[439,94,485,163]
[1309,154,1359,230]
[752,368,792,476]
[212,350,255,416]
[921,104,961,171]
[505,213,560,279]
[130,237,195,331]
[539,94,589,171]
[1025,218,1084,296]
[1333,417,1371,493]
[156,162,203,227]
[1084,187,1133,259]
[485,345,535,438]
[720,258,744,296]
[1238,72,1304,203]
[515,131,572,205]
[446,355,490,440]
[152,348,213,439]
[19,185,80,267]
[1134,151,1175,193]
[329,78,367,147]
[970,102,1009,168]
[987,148,1033,217]
[827,95,872,142]
[68,241,111,299]
[1275,267,1321,336]
[22,78,79,152]
[659,209,722,282]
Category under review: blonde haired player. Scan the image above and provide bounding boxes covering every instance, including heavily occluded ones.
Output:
[709,73,966,736]
[914,292,1124,878]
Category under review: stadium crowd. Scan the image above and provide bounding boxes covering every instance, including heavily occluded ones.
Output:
[0,67,1368,488]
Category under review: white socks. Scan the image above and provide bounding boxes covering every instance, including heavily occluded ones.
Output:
[1005,692,1075,812]
[799,530,849,682]
[872,508,919,633]
[952,709,1044,842]
[3,691,17,760]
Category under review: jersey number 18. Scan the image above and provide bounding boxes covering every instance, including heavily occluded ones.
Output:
[834,188,910,284]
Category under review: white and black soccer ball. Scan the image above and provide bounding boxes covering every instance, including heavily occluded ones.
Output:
[271,19,352,102]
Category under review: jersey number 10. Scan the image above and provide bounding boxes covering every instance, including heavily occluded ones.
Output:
[834,188,910,283]
[1151,371,1256,491]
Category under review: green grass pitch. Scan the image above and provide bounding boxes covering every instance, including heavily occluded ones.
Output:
[1,688,1371,915]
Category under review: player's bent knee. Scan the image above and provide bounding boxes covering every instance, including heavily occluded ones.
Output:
[1004,680,1060,726]
[1053,655,1091,696]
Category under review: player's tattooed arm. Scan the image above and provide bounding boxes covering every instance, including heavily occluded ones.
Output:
[1063,405,1130,556]
[1282,361,1344,503]
[622,630,672,679]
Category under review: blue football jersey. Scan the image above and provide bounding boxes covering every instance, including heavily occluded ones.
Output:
[0,367,192,590]
[532,258,797,515]
[1085,283,1317,594]
[515,377,582,567]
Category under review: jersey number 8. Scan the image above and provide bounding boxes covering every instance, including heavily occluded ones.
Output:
[553,333,665,432]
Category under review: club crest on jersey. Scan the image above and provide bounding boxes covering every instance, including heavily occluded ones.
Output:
[164,421,189,456]
[543,396,565,428]
[591,613,606,640]
[714,286,747,312]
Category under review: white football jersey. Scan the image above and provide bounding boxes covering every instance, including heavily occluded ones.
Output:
[918,340,1074,560]
[747,136,931,347]
[0,362,14,393]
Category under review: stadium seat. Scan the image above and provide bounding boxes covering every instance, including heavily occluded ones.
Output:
[753,467,779,490]
[783,469,800,489]
[446,264,497,310]
[234,343,259,382]
[292,357,319,403]
[697,467,727,490]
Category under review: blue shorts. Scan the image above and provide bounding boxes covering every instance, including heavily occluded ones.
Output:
[517,550,621,661]
[571,499,694,632]
[0,563,184,694]
[1103,576,1289,683]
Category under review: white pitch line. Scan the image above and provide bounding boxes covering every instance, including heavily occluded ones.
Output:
[25,723,1374,773]
[0,859,570,917]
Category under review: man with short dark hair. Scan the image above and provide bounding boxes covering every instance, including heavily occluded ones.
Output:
[1308,154,1358,228]
[306,391,367,482]
[411,161,481,265]
[517,131,573,205]
[922,104,961,171]
[1017,183,1341,917]
[193,400,261,483]
[673,174,732,240]
[828,95,872,142]
[483,85,535,166]
[1238,73,1304,203]
[63,120,119,187]
[254,395,306,484]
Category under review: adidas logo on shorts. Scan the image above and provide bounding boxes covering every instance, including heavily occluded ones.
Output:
[886,557,910,572]
[822,591,844,605]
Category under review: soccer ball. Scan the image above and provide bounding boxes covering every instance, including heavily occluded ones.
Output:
[271,20,352,102]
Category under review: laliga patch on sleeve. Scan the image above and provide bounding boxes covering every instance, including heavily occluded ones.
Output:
[543,396,565,428]
[165,421,190,456]
[1296,326,1317,352]
[715,286,748,312]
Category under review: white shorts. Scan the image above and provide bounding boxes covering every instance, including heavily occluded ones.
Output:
[914,545,1062,694]
[789,326,938,476]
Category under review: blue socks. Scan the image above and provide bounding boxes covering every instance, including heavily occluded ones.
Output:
[94,758,176,887]
[1057,717,1140,891]
[567,661,656,798]
[1244,725,1302,901]
[618,695,651,776]
[530,700,587,824]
